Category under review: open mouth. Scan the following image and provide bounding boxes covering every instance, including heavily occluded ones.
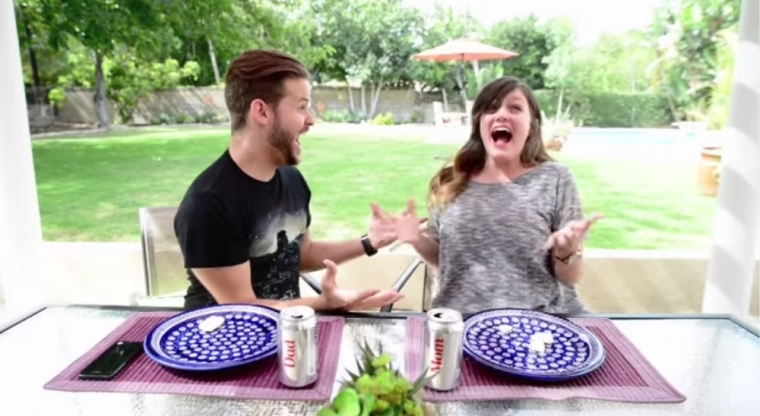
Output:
[491,127,513,143]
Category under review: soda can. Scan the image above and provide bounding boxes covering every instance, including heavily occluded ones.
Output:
[278,305,318,388]
[422,307,464,391]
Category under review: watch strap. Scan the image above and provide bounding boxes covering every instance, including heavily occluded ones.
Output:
[361,234,377,256]
[555,251,581,264]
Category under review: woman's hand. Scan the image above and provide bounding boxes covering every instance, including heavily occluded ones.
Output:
[545,213,603,258]
[396,198,422,244]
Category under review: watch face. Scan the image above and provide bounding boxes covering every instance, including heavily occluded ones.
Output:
[361,235,377,255]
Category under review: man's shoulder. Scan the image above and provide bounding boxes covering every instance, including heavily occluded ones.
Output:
[277,166,311,196]
[177,152,240,211]
[277,166,307,183]
[186,152,236,192]
[176,189,224,223]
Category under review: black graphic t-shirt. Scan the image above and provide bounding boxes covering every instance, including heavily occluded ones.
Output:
[174,150,311,310]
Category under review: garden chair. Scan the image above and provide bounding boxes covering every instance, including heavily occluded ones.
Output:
[135,206,427,312]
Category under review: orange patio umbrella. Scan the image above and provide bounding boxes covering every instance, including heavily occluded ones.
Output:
[412,38,518,63]
[412,38,518,103]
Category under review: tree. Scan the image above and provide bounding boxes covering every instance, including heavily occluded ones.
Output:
[311,0,424,119]
[543,29,656,94]
[646,0,740,121]
[39,0,166,128]
[164,0,333,87]
[158,0,238,86]
[47,42,201,124]
[587,31,655,93]
[14,0,69,114]
[485,14,567,89]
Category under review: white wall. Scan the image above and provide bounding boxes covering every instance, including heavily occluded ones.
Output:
[0,0,46,316]
[42,242,145,305]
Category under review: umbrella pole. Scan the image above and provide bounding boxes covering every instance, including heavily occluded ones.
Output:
[471,60,480,87]
[457,57,468,105]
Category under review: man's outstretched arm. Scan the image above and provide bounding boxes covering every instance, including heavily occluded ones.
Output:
[192,260,402,312]
[298,230,372,272]
[191,263,329,310]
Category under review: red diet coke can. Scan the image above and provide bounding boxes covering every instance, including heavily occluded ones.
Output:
[422,308,464,391]
[278,305,318,387]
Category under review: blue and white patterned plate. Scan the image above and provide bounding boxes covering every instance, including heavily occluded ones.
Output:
[462,309,606,381]
[143,304,280,372]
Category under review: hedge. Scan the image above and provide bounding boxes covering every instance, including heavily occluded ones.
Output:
[533,89,673,128]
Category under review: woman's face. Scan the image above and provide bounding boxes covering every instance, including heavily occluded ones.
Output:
[478,88,533,165]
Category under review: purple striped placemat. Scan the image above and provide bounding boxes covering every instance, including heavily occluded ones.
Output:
[43,312,344,401]
[405,317,686,403]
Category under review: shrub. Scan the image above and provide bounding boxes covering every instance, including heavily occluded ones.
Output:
[533,90,672,128]
[370,113,395,125]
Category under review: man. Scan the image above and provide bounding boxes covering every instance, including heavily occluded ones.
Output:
[174,49,403,311]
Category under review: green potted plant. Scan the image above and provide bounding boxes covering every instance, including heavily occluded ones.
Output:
[695,29,737,197]
[317,341,437,416]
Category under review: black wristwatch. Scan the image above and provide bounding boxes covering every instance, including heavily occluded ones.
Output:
[361,234,377,256]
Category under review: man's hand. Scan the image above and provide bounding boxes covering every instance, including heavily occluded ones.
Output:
[367,202,398,250]
[316,259,404,311]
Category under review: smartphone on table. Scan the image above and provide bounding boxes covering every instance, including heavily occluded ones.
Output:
[78,341,143,380]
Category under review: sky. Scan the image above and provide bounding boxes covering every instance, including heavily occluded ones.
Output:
[405,0,664,46]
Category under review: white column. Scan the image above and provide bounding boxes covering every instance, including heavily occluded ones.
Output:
[703,0,760,316]
[0,0,47,315]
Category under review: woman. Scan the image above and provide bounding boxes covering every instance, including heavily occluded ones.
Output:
[397,76,601,314]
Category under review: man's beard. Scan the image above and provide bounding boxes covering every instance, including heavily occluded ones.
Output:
[267,119,299,166]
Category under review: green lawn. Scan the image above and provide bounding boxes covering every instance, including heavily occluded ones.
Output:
[31,126,717,249]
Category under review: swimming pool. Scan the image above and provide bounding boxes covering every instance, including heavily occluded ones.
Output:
[560,127,720,161]
[567,128,698,146]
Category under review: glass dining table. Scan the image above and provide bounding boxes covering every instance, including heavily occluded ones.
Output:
[1,304,758,416]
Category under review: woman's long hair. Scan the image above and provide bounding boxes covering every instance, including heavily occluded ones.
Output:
[428,76,553,209]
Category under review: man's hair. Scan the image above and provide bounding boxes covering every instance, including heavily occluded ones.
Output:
[224,49,310,131]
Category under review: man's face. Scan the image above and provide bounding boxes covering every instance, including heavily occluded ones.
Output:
[267,78,314,166]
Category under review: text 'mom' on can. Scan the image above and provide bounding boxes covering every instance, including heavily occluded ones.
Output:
[423,307,464,391]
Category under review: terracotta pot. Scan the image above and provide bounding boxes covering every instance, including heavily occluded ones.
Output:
[698,146,722,196]
[545,138,564,151]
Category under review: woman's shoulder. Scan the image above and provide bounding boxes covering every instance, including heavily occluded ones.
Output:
[535,161,573,177]
[516,162,574,187]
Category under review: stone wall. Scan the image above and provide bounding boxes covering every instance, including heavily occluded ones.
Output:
[46,86,459,126]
